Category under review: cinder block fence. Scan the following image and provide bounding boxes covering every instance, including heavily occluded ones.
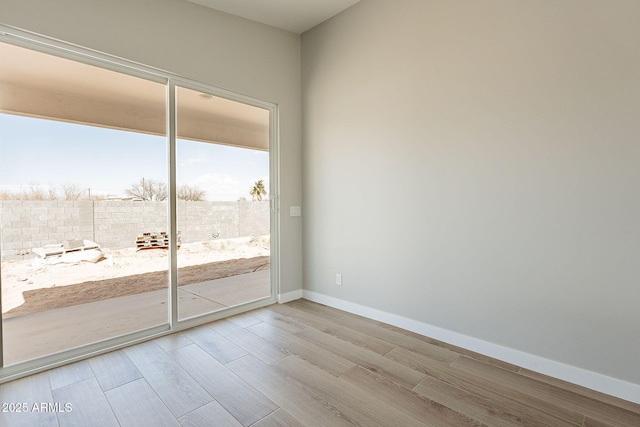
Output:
[0,200,269,260]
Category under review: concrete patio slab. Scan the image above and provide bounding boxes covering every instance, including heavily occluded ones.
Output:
[2,270,270,365]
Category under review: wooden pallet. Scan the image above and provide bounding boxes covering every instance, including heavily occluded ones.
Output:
[136,232,181,250]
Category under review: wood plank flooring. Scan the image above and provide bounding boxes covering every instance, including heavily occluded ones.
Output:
[1,299,638,426]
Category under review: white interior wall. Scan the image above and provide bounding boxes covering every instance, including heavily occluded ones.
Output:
[0,0,302,294]
[302,0,640,398]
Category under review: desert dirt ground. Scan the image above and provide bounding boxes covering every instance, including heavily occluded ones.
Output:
[1,235,270,318]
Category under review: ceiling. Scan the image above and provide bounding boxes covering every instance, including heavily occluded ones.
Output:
[185,0,360,34]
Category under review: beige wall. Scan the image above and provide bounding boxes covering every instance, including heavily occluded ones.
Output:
[302,0,640,390]
[0,0,302,293]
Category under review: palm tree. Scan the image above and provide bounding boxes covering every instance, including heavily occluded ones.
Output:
[250,179,267,201]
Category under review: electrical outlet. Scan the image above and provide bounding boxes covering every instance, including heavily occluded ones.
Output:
[336,273,342,286]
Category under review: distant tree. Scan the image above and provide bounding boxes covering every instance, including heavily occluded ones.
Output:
[177,184,206,201]
[27,184,47,200]
[62,184,82,200]
[250,180,267,202]
[1,185,65,200]
[47,187,58,200]
[126,178,167,201]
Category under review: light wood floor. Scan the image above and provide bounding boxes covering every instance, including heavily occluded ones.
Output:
[0,300,638,426]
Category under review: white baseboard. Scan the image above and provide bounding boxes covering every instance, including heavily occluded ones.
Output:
[302,290,640,405]
[277,289,303,304]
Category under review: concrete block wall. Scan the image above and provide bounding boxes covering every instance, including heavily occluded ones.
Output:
[0,200,269,260]
[238,200,271,237]
[177,200,235,243]
[0,201,95,258]
[93,201,168,250]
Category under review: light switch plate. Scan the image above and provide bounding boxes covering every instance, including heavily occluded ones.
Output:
[290,206,301,217]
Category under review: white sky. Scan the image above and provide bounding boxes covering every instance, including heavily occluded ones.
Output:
[0,114,269,201]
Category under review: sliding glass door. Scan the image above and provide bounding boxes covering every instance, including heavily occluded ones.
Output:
[0,41,169,365]
[0,33,276,373]
[175,86,271,320]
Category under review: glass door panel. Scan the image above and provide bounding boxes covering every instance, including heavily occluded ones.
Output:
[0,42,168,364]
[175,86,271,320]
